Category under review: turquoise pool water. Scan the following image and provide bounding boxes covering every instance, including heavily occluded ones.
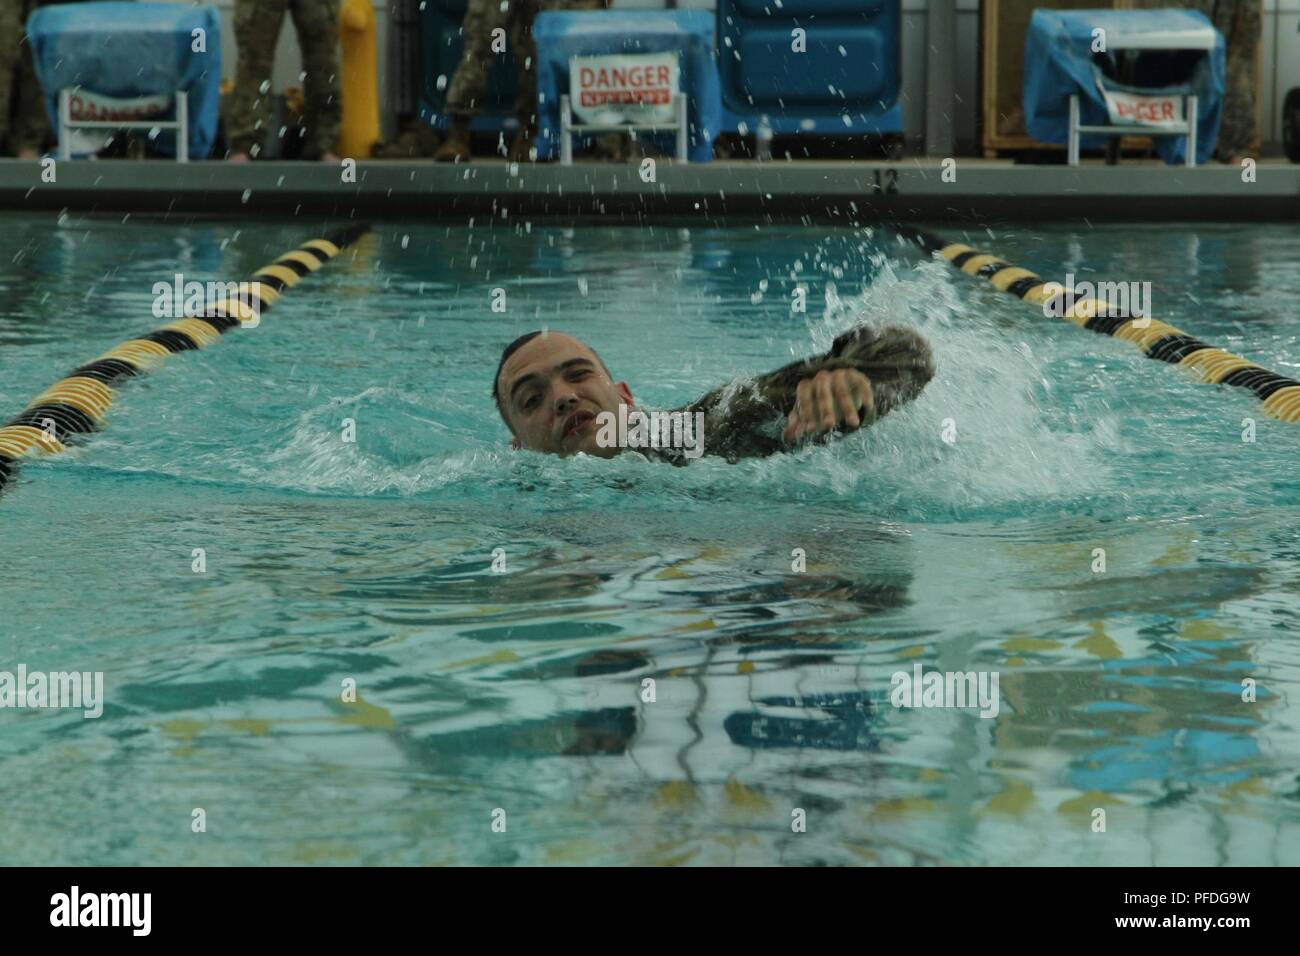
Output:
[1,213,1298,865]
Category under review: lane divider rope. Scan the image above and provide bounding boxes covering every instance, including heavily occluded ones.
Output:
[0,223,372,495]
[894,226,1300,424]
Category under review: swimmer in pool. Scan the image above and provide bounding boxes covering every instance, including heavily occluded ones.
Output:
[492,324,935,464]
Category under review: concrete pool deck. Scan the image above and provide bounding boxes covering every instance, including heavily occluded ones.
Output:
[0,157,1296,223]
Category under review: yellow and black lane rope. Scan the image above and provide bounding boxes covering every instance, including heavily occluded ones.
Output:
[895,226,1300,424]
[0,223,371,495]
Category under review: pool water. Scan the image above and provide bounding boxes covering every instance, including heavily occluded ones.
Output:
[1,213,1298,865]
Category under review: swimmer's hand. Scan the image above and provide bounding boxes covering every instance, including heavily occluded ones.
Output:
[782,368,874,443]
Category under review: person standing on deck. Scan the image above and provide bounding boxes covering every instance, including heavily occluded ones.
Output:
[226,0,342,161]
[434,0,609,163]
[0,0,50,159]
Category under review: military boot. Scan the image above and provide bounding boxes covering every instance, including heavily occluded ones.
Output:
[433,114,472,162]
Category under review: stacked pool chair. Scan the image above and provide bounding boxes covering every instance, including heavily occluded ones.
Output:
[1023,8,1225,166]
[25,2,222,160]
[715,0,903,152]
[532,10,724,163]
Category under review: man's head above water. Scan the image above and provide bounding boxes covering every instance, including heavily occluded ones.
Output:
[493,329,634,458]
[493,326,896,461]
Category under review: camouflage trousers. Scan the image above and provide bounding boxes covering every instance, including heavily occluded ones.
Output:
[1129,0,1261,157]
[444,0,606,123]
[227,0,341,157]
[1199,0,1261,156]
[0,0,49,155]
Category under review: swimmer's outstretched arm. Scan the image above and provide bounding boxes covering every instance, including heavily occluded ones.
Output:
[667,324,935,462]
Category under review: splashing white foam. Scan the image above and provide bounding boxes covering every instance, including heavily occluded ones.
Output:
[225,261,1123,518]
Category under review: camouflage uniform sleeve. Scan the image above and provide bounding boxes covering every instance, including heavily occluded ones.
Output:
[665,324,935,462]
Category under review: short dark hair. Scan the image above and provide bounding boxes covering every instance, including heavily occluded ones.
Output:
[493,330,545,414]
[492,330,612,432]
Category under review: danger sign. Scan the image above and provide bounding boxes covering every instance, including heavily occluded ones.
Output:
[569,53,678,126]
[67,90,172,124]
[1101,89,1185,127]
[61,89,176,158]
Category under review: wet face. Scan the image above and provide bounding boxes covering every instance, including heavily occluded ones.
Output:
[496,332,633,458]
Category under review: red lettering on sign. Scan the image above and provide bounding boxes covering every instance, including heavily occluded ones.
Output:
[580,89,670,107]
[1112,96,1177,124]
[68,93,168,123]
[574,57,677,112]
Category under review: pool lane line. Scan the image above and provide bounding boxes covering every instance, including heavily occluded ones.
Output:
[0,223,372,496]
[893,226,1300,424]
